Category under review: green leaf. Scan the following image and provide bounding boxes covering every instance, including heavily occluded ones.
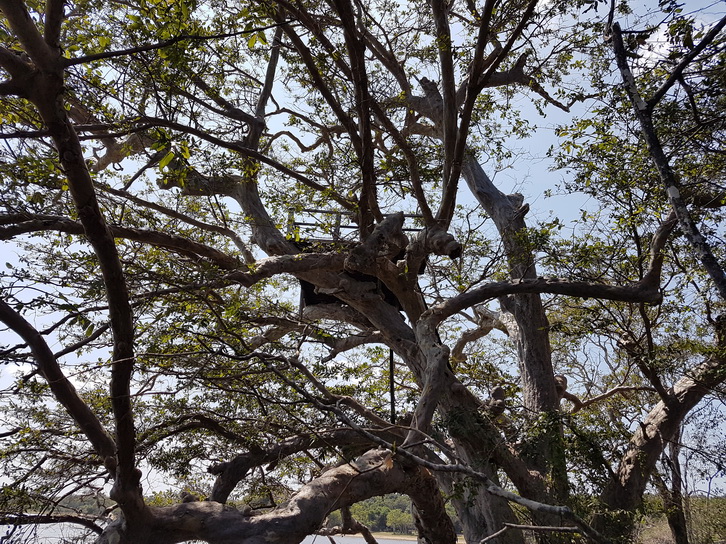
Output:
[159,151,175,169]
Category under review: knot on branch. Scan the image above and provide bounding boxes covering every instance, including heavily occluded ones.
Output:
[425,226,462,258]
[345,212,408,273]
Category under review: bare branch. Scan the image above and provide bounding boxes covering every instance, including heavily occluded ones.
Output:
[101,186,255,263]
[571,386,656,414]
[480,523,582,543]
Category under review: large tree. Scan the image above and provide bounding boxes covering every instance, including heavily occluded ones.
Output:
[0,0,724,542]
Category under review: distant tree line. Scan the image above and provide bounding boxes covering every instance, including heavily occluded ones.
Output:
[325,494,461,535]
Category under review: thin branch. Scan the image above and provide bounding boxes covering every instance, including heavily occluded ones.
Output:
[0,297,117,463]
[101,186,255,263]
[0,513,103,534]
[0,214,242,269]
[138,116,354,209]
[571,386,656,414]
[442,0,539,224]
[648,15,726,109]
[62,21,292,66]
[0,128,49,138]
[611,22,726,301]
[480,523,581,543]
[54,323,111,359]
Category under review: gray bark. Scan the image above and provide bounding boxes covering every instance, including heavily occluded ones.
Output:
[96,449,456,544]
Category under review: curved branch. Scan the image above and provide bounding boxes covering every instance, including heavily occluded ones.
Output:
[424,276,662,330]
[570,386,656,414]
[141,117,354,210]
[101,186,255,263]
[424,211,675,328]
[451,307,508,364]
[0,213,241,269]
[98,449,455,544]
[0,513,103,534]
[0,298,116,463]
[138,412,255,450]
[207,429,405,503]
[63,21,292,66]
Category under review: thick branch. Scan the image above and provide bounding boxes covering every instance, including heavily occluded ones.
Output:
[332,0,383,234]
[597,352,726,535]
[24,61,141,513]
[429,0,458,223]
[424,276,662,330]
[207,429,405,503]
[327,405,610,544]
[43,0,64,49]
[0,0,58,71]
[97,448,449,544]
[0,45,33,80]
[226,252,346,286]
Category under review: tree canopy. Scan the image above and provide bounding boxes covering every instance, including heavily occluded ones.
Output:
[0,0,724,542]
